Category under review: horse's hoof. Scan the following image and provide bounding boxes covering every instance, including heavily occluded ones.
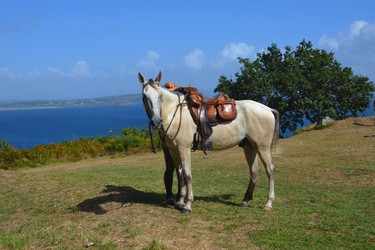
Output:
[166,198,177,207]
[175,202,185,209]
[174,203,184,211]
[240,201,249,207]
[180,208,191,215]
[264,205,273,211]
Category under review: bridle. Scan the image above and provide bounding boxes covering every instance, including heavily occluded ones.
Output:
[142,80,161,153]
[143,81,188,153]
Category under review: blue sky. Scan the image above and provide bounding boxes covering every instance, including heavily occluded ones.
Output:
[1,1,374,101]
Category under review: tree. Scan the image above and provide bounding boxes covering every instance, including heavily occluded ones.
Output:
[215,40,375,134]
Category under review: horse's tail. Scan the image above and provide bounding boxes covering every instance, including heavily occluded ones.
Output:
[271,109,280,153]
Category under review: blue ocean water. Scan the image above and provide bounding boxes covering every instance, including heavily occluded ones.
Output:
[0,98,374,149]
[0,105,149,149]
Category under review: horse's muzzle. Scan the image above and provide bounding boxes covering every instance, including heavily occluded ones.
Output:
[150,118,162,129]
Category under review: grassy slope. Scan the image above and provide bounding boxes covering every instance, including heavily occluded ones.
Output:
[0,117,374,249]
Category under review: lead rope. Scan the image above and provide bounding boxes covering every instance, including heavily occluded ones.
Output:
[162,94,187,142]
[149,122,157,153]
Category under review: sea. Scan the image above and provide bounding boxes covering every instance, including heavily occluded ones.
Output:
[0,100,374,149]
[0,105,149,149]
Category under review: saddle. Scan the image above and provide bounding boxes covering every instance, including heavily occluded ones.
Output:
[183,87,237,152]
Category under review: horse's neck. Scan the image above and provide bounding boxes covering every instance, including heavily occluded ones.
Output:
[160,88,183,120]
[159,87,196,141]
[162,89,191,126]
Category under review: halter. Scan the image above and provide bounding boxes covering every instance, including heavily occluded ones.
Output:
[155,93,188,154]
[142,80,161,153]
[143,81,188,153]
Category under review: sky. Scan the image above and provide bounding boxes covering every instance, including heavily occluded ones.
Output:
[1,1,375,101]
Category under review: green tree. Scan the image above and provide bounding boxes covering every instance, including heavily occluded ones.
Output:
[215,40,375,134]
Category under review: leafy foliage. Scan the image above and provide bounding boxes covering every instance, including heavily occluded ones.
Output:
[0,128,160,170]
[0,138,13,150]
[215,40,375,134]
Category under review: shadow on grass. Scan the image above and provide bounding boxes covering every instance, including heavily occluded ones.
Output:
[77,185,238,215]
[354,121,374,127]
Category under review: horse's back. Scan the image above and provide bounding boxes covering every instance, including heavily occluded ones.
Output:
[236,100,277,146]
[208,100,276,150]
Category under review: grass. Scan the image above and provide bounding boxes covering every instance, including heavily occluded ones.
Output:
[0,117,374,249]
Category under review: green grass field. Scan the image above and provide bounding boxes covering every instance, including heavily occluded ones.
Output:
[0,117,374,249]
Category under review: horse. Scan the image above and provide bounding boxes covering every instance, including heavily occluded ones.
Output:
[138,71,279,215]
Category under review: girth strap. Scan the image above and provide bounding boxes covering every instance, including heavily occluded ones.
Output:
[199,105,213,151]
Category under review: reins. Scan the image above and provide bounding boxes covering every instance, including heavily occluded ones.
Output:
[149,122,157,153]
[145,84,187,153]
[162,93,187,141]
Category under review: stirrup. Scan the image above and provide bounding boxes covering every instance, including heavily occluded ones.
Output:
[191,132,200,151]
[203,139,212,151]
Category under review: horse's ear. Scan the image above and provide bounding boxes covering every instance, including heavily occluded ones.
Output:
[138,72,145,85]
[155,71,162,85]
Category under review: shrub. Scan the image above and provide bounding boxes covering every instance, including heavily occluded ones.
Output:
[0,127,162,170]
[0,138,13,150]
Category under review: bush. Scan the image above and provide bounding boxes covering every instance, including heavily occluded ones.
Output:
[0,138,13,150]
[0,127,162,170]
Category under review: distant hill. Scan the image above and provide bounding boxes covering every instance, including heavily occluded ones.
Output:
[0,94,142,110]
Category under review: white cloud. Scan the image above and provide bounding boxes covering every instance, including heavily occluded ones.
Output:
[319,20,375,50]
[184,48,205,70]
[0,67,18,81]
[136,51,160,69]
[69,60,93,78]
[25,70,42,80]
[47,66,64,77]
[319,35,339,50]
[319,20,375,80]
[0,68,42,81]
[347,20,367,38]
[221,43,254,61]
[210,43,254,69]
[0,61,107,85]
[66,60,106,78]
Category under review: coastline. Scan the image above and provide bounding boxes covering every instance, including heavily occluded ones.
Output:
[0,106,66,111]
[0,103,135,111]
[0,94,142,111]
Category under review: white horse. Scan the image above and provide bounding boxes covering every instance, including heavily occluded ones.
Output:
[138,71,279,214]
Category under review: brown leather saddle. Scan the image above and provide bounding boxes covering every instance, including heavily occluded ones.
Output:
[182,87,237,152]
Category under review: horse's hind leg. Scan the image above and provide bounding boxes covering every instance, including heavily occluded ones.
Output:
[257,148,275,210]
[241,141,260,207]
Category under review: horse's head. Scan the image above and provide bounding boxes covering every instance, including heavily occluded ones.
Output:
[138,71,163,129]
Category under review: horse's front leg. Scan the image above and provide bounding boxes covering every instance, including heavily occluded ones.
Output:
[241,142,260,207]
[161,145,176,206]
[179,147,193,215]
